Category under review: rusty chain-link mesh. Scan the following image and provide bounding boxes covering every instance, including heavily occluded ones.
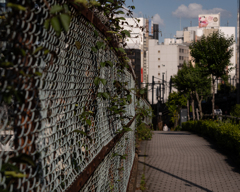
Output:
[0,1,152,191]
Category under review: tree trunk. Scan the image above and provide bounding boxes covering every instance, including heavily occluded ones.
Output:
[212,79,215,119]
[199,96,203,119]
[174,111,178,128]
[187,99,190,120]
[195,91,203,119]
[191,93,195,120]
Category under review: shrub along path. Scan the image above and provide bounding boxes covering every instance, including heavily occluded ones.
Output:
[135,131,240,192]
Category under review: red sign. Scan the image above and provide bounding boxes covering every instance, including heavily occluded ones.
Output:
[141,68,143,82]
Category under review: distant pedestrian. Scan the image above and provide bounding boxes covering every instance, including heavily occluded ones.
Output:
[163,124,168,131]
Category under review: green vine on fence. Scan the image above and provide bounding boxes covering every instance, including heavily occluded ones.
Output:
[0,0,151,191]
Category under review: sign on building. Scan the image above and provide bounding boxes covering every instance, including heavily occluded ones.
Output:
[198,14,220,28]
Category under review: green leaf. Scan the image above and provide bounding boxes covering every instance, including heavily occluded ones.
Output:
[44,49,50,55]
[112,153,119,157]
[123,127,132,132]
[100,62,106,67]
[100,79,107,85]
[106,61,113,67]
[97,92,102,98]
[33,46,43,55]
[73,129,87,136]
[86,119,91,126]
[90,0,100,6]
[1,62,13,68]
[3,95,12,104]
[91,47,98,53]
[19,70,26,76]
[118,47,125,53]
[7,3,26,11]
[1,163,19,172]
[140,89,145,95]
[75,41,81,50]
[96,41,105,50]
[34,72,42,76]
[50,5,63,14]
[63,4,70,13]
[117,17,126,20]
[127,95,132,102]
[94,77,100,86]
[102,92,109,99]
[44,19,50,30]
[59,13,71,32]
[121,30,130,37]
[116,11,124,14]
[10,154,35,167]
[51,16,61,36]
[94,30,99,37]
[4,171,26,178]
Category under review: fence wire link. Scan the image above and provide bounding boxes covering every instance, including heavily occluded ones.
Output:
[0,1,149,192]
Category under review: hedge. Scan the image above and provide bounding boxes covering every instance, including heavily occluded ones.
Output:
[182,120,240,163]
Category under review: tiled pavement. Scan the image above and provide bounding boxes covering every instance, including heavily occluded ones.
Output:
[136,131,240,192]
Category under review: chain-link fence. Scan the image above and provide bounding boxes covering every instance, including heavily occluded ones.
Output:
[0,1,149,191]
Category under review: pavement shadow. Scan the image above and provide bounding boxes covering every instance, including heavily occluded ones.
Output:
[158,132,191,135]
[138,154,148,157]
[202,136,240,174]
[139,161,213,192]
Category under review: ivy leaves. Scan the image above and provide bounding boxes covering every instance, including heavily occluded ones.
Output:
[94,77,107,86]
[44,4,71,36]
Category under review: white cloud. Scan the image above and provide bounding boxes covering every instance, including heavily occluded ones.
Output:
[172,3,231,18]
[152,14,165,26]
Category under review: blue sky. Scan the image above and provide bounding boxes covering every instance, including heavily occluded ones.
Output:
[125,0,237,42]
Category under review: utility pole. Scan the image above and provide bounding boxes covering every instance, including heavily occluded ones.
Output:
[162,73,165,103]
[169,76,172,96]
[152,76,154,105]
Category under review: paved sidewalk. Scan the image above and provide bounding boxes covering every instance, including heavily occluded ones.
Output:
[136,131,240,192]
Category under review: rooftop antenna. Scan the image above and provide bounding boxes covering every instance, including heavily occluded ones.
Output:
[227,20,229,26]
[190,21,192,27]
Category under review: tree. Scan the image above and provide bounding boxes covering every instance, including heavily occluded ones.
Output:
[166,92,187,128]
[189,31,234,117]
[230,104,240,117]
[171,62,211,120]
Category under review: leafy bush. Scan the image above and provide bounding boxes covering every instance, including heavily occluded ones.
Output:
[174,125,182,131]
[136,123,153,141]
[230,104,240,117]
[182,120,240,163]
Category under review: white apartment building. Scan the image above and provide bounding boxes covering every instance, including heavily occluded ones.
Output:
[121,17,150,85]
[148,39,189,104]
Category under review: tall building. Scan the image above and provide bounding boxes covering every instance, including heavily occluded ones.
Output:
[125,49,141,89]
[121,18,160,87]
[121,18,148,86]
[148,39,189,104]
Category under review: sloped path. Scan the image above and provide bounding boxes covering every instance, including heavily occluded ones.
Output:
[136,131,240,192]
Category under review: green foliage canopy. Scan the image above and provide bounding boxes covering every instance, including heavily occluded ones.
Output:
[189,31,234,80]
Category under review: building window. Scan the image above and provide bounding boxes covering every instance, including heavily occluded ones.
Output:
[158,50,160,53]
[179,56,181,60]
[162,64,165,67]
[158,58,160,61]
[158,65,160,68]
[158,73,160,76]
